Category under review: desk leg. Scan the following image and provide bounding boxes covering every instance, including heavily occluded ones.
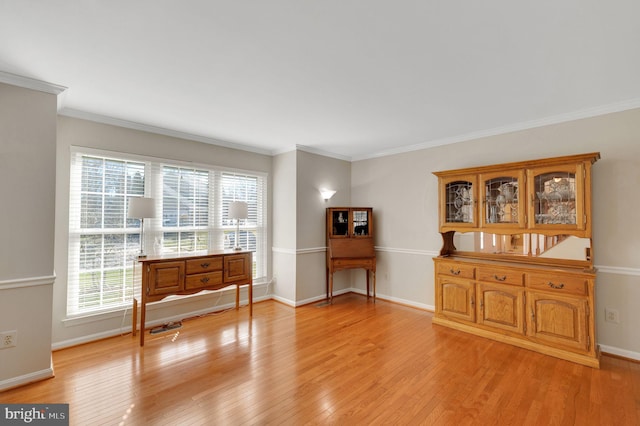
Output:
[372,271,376,303]
[249,281,253,316]
[366,270,370,298]
[329,271,334,303]
[132,298,138,337]
[140,300,146,347]
[326,267,329,300]
[236,285,240,310]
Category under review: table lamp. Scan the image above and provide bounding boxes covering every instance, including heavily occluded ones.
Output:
[127,197,157,258]
[229,201,248,250]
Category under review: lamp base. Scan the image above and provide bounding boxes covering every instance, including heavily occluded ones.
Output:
[233,246,243,251]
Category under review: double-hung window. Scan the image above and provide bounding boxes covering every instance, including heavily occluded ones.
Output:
[67,148,267,316]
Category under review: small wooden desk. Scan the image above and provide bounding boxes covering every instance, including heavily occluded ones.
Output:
[326,256,376,302]
[133,250,252,346]
[325,207,376,303]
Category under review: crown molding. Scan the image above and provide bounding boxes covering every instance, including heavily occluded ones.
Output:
[0,71,66,95]
[352,98,640,161]
[271,144,352,162]
[58,108,273,156]
[294,145,352,162]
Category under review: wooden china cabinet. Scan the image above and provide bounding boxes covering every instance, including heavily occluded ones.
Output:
[433,152,601,368]
[326,207,376,302]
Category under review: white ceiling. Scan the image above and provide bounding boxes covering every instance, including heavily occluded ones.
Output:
[1,1,639,160]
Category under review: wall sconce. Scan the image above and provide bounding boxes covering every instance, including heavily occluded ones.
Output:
[127,197,157,258]
[320,189,336,201]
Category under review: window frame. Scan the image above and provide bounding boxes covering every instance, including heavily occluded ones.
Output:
[67,147,268,317]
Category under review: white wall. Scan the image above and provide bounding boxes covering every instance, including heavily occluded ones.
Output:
[0,83,57,389]
[272,151,297,303]
[53,116,273,348]
[351,108,640,359]
[295,150,351,302]
[271,149,352,305]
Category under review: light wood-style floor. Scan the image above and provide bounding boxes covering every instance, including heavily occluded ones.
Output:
[2,294,639,425]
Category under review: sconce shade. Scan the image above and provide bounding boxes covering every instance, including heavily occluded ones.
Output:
[320,189,337,201]
[127,197,157,219]
[229,201,249,220]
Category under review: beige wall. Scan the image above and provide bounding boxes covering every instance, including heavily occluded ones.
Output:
[53,116,273,348]
[0,83,57,389]
[352,108,640,358]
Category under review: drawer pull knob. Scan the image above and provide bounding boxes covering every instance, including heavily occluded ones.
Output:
[450,268,461,275]
[201,262,210,268]
[200,277,210,283]
[494,275,507,282]
[548,282,564,289]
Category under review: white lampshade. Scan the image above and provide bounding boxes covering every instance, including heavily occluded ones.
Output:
[127,197,157,219]
[229,201,248,220]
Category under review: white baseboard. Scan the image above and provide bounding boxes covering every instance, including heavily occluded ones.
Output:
[599,344,640,362]
[0,366,54,392]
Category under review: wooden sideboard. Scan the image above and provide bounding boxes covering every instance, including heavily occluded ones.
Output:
[434,256,598,367]
[133,250,252,346]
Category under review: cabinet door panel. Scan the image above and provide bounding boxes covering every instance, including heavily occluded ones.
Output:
[328,209,350,238]
[439,175,478,230]
[527,291,589,352]
[480,169,525,229]
[528,164,585,232]
[437,277,475,322]
[148,261,184,296]
[477,282,524,334]
[352,208,372,237]
[224,253,252,283]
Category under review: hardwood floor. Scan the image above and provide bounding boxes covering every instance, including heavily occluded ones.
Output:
[2,294,639,425]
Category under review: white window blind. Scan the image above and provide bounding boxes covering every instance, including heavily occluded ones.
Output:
[161,165,210,253]
[68,148,268,316]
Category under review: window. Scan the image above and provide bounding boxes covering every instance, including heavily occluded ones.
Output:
[161,166,210,253]
[68,148,267,316]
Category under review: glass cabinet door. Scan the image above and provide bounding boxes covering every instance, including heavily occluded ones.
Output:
[330,209,350,237]
[440,175,478,229]
[351,209,372,237]
[481,170,525,228]
[528,164,585,231]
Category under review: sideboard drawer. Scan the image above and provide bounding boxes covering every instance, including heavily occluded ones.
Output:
[186,257,223,274]
[527,273,587,296]
[185,271,224,290]
[436,262,475,279]
[477,266,523,286]
[333,258,375,270]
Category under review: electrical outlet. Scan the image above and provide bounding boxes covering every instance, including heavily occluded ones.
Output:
[0,330,17,349]
[604,308,620,324]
